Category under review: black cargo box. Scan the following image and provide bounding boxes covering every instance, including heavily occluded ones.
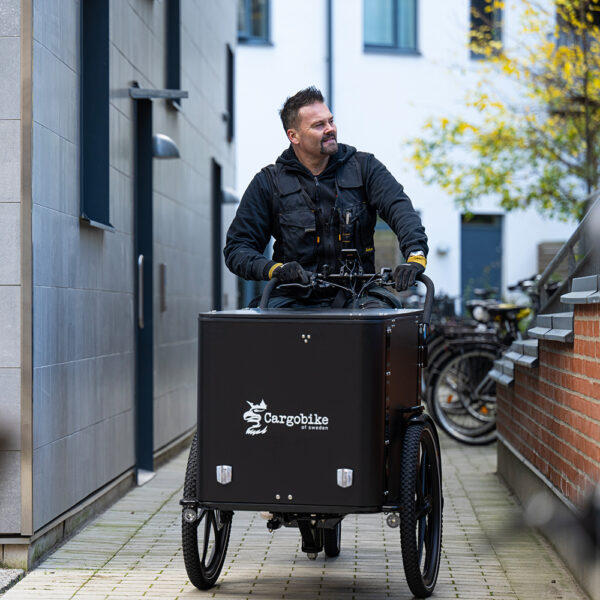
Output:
[196,308,421,513]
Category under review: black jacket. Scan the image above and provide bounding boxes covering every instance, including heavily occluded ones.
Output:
[224,144,428,280]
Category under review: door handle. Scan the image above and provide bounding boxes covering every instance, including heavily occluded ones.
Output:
[138,254,144,329]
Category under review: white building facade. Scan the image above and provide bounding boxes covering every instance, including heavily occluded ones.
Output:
[234,0,574,303]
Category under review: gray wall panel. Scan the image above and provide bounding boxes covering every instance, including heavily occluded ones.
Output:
[0,0,19,37]
[108,103,132,178]
[32,40,77,143]
[33,411,134,530]
[0,119,19,203]
[0,36,19,119]
[0,202,19,283]
[0,368,20,450]
[33,207,131,292]
[33,353,134,450]
[154,339,195,401]
[0,451,20,532]
[109,167,133,236]
[32,122,78,215]
[33,286,133,367]
[0,286,19,367]
[108,44,135,123]
[33,0,78,71]
[154,385,195,451]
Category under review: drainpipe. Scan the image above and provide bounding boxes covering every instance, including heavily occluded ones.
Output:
[326,0,333,114]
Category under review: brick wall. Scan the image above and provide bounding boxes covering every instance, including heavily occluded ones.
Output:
[497,304,600,507]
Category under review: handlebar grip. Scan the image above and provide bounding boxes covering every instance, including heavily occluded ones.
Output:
[259,277,280,310]
[416,273,435,326]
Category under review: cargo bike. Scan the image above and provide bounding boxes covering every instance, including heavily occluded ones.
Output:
[180,266,443,598]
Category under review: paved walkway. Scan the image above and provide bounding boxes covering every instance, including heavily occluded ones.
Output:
[1,435,588,600]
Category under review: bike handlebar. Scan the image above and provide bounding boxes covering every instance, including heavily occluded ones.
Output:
[416,273,434,326]
[259,271,435,326]
[259,277,280,310]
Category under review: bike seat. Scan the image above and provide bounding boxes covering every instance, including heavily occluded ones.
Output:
[487,304,529,316]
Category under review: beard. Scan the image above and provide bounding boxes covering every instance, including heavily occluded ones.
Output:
[320,135,338,155]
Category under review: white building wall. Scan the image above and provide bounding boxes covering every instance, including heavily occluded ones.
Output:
[235,0,327,193]
[235,0,575,300]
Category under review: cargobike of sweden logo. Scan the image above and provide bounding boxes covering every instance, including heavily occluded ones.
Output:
[243,400,329,436]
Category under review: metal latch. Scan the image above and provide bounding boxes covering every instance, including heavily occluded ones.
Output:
[337,468,353,488]
[216,465,232,484]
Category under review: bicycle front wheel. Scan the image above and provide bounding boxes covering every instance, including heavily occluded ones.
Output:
[182,433,233,589]
[428,347,498,445]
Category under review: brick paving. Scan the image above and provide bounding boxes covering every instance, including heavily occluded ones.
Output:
[1,435,589,600]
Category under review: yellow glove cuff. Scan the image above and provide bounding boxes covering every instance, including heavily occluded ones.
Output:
[407,255,427,268]
[268,263,284,279]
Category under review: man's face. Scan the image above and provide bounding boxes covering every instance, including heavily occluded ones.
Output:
[288,102,338,159]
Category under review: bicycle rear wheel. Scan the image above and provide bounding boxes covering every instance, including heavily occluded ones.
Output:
[427,346,498,445]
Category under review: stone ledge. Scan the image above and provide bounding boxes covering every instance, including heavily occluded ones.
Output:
[561,275,600,305]
[509,339,539,368]
[489,358,514,386]
[528,312,574,343]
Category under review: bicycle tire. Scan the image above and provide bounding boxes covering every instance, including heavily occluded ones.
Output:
[399,420,443,598]
[427,345,499,445]
[182,433,233,589]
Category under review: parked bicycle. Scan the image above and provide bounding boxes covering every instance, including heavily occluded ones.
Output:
[424,284,533,445]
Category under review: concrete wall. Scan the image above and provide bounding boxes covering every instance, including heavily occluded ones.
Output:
[29,0,236,531]
[235,0,575,300]
[0,0,22,535]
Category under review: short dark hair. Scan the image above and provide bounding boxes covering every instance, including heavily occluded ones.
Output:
[279,86,325,131]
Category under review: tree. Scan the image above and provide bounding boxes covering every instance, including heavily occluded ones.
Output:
[409,0,600,221]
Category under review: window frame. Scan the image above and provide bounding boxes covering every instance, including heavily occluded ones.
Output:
[237,0,271,45]
[363,0,420,55]
[469,0,503,60]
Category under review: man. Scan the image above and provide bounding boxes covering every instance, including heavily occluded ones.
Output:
[224,86,428,307]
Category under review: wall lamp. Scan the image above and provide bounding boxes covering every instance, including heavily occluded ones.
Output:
[152,133,180,159]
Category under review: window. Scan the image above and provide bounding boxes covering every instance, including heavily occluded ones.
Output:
[364,0,418,53]
[470,0,502,59]
[166,0,181,102]
[80,0,112,229]
[556,0,600,46]
[238,0,269,43]
[226,44,235,143]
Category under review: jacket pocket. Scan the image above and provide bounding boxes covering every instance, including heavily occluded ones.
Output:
[278,210,316,264]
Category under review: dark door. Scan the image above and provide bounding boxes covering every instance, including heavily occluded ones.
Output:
[461,214,503,305]
[134,98,154,476]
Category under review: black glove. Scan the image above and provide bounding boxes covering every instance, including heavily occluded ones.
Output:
[273,261,310,284]
[393,262,425,291]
